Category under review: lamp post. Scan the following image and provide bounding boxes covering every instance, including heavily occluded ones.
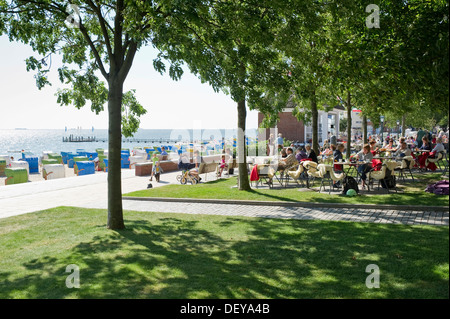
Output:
[396,120,400,135]
[380,115,385,142]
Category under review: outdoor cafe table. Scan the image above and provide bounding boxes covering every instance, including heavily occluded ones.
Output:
[373,156,399,161]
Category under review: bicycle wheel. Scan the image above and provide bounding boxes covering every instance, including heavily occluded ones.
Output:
[191,177,198,185]
[176,174,182,182]
[180,177,187,184]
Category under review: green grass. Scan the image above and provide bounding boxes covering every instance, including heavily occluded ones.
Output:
[125,173,449,207]
[0,207,448,299]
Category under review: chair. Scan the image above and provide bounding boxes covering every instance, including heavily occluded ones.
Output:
[250,164,276,188]
[327,165,345,189]
[315,164,334,193]
[368,161,398,193]
[197,162,218,181]
[315,164,345,194]
[286,164,305,187]
[397,156,415,182]
[425,151,446,171]
[302,161,319,188]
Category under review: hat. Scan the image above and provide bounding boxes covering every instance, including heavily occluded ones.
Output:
[305,143,311,148]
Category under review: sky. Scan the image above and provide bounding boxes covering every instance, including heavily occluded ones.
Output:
[0,35,259,130]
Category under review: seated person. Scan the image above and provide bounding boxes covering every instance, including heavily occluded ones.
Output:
[431,134,437,144]
[369,139,380,155]
[178,151,193,170]
[160,146,168,160]
[278,148,297,171]
[394,142,412,158]
[333,143,345,173]
[356,144,373,185]
[189,150,202,180]
[217,154,228,177]
[295,147,308,162]
[305,144,318,163]
[430,137,445,156]
[333,143,345,188]
[267,148,297,185]
[395,137,406,151]
[322,139,330,152]
[384,138,396,151]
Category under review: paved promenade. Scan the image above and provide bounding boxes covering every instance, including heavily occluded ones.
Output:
[0,169,448,226]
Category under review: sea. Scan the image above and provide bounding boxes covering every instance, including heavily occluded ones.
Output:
[0,128,260,158]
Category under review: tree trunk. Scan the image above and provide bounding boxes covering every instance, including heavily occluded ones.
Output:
[401,114,406,137]
[362,114,368,144]
[346,91,352,159]
[311,90,319,155]
[237,99,250,191]
[107,76,125,230]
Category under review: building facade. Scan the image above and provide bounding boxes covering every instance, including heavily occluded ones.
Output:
[258,105,345,145]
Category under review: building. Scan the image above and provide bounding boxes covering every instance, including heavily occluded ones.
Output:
[258,105,346,144]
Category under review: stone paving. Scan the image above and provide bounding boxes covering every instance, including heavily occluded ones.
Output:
[114,201,447,226]
[0,168,448,226]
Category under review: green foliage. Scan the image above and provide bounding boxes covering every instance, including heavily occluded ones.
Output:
[0,0,161,137]
[339,119,348,133]
[121,90,147,138]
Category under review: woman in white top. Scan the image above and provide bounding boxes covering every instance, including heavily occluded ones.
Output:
[431,138,445,155]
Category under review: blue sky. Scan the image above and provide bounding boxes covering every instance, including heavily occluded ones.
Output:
[0,35,259,130]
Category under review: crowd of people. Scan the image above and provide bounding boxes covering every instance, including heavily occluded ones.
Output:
[268,126,448,188]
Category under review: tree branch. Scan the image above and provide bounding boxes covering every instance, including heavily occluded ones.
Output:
[78,21,109,80]
[86,0,114,62]
[118,40,138,82]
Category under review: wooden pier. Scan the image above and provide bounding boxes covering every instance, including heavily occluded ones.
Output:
[62,135,96,143]
[63,135,182,144]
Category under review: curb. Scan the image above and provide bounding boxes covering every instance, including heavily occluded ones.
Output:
[122,196,449,212]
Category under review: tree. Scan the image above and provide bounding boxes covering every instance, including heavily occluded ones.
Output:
[346,0,448,136]
[284,5,333,156]
[151,0,290,190]
[247,1,332,156]
[0,0,180,229]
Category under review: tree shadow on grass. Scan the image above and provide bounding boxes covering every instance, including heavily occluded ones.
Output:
[0,214,448,299]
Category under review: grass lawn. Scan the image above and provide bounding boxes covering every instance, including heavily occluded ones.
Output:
[0,207,448,299]
[125,173,449,207]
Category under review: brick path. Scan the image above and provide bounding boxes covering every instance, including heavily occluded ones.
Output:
[0,169,448,226]
[115,199,448,226]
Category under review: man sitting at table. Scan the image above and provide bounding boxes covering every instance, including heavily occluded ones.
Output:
[278,147,297,171]
[267,148,297,185]
[394,141,412,158]
[356,144,373,186]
